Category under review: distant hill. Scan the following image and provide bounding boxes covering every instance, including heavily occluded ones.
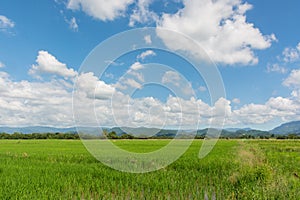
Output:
[270,121,300,135]
[1,121,300,137]
[225,127,252,132]
[0,126,77,134]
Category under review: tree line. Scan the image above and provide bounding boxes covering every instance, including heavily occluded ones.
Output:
[0,132,80,139]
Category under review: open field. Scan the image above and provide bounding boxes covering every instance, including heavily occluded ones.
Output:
[0,139,299,199]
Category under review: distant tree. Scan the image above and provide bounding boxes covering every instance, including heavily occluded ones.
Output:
[107,131,118,139]
[120,134,134,139]
[288,134,297,139]
[276,135,287,139]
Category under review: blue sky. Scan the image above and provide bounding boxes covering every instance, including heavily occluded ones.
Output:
[0,0,300,130]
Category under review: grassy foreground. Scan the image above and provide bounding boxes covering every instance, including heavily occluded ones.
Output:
[0,139,299,199]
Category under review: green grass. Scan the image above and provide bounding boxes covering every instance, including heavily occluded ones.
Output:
[0,139,299,199]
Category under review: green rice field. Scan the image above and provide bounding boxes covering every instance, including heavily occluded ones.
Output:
[0,139,299,199]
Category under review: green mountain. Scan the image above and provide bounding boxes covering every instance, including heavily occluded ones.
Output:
[2,121,300,138]
[270,121,300,134]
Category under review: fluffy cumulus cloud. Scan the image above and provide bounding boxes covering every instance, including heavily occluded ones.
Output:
[0,71,74,126]
[0,58,116,127]
[29,50,77,79]
[283,69,300,88]
[1,50,300,128]
[156,0,276,65]
[233,96,300,124]
[129,0,158,27]
[67,0,134,21]
[0,15,15,29]
[76,72,116,100]
[62,0,276,66]
[129,61,144,71]
[2,66,300,128]
[229,69,300,125]
[233,103,273,124]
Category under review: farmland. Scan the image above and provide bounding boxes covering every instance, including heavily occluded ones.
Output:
[0,139,299,199]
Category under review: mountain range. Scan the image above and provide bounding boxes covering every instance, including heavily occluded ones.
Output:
[0,121,300,136]
[270,121,300,134]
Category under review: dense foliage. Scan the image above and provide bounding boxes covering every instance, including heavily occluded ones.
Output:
[1,131,300,140]
[0,132,79,139]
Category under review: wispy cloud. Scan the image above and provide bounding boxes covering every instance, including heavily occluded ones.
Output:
[267,42,300,74]
[0,15,15,34]
[282,42,300,63]
[0,61,5,68]
[0,15,15,29]
[137,50,156,60]
[266,63,287,74]
[67,17,78,32]
[144,35,152,44]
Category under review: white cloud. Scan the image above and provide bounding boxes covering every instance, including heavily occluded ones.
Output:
[283,69,300,88]
[233,103,273,124]
[128,70,144,82]
[267,42,300,74]
[0,72,74,127]
[0,15,15,29]
[105,60,124,66]
[104,72,114,79]
[60,10,78,32]
[291,90,300,101]
[157,0,276,65]
[144,35,152,44]
[1,51,300,128]
[162,71,194,96]
[137,50,156,60]
[162,71,181,87]
[0,62,5,68]
[122,78,143,89]
[129,0,158,27]
[266,63,287,74]
[199,86,207,92]
[29,50,77,79]
[76,72,116,100]
[213,97,232,117]
[232,98,240,104]
[68,17,78,31]
[67,0,134,21]
[129,62,144,71]
[114,62,145,90]
[266,97,297,113]
[1,67,300,128]
[283,42,300,63]
[231,95,300,125]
